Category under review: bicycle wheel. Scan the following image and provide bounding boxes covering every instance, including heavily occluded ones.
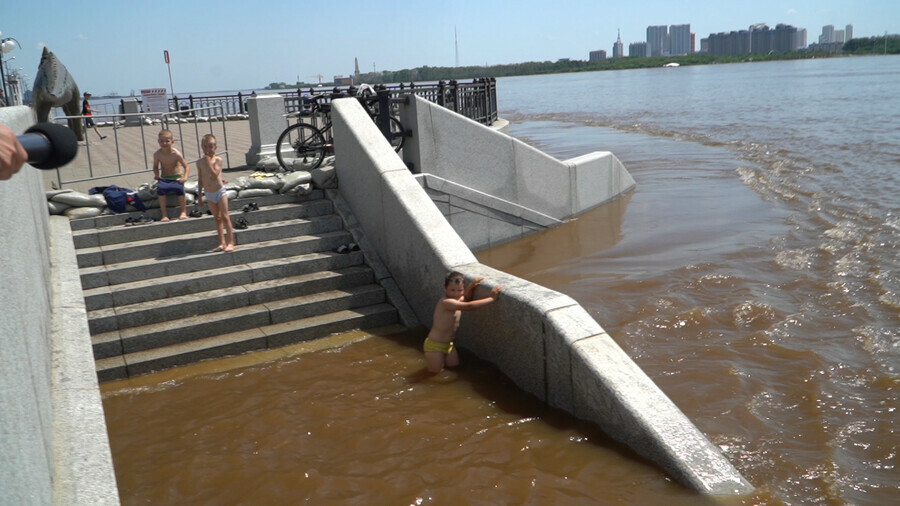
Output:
[275,123,326,171]
[388,116,405,152]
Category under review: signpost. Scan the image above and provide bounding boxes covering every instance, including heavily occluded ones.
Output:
[164,50,175,100]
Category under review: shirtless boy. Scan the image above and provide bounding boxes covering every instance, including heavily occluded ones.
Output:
[424,272,502,373]
[196,134,235,252]
[152,129,190,221]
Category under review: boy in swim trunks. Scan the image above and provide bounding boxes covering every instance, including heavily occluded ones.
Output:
[196,134,235,252]
[152,129,190,221]
[424,271,502,373]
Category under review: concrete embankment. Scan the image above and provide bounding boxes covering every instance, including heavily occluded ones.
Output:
[330,97,754,495]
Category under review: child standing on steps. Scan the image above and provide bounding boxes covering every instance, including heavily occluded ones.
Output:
[424,272,502,373]
[152,129,190,221]
[196,134,235,252]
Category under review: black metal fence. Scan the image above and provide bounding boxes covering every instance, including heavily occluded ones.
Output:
[158,78,498,125]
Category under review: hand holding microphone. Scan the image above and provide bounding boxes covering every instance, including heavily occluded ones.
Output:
[0,124,28,181]
[0,122,79,181]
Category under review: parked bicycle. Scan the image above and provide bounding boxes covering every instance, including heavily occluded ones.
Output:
[275,87,405,172]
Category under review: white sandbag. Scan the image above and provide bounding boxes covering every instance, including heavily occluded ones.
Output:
[256,156,282,172]
[310,166,337,189]
[64,206,103,219]
[45,189,73,200]
[238,188,276,198]
[246,176,283,190]
[280,171,313,193]
[137,183,156,202]
[51,191,107,207]
[284,182,312,196]
[228,176,250,190]
[47,201,71,215]
[225,189,239,201]
[183,180,199,194]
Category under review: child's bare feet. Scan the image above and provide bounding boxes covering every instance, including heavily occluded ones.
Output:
[224,244,235,252]
[212,245,225,252]
[160,216,170,222]
[178,213,188,220]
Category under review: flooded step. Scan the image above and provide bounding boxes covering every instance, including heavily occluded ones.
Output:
[83,250,365,311]
[87,265,376,335]
[95,303,398,381]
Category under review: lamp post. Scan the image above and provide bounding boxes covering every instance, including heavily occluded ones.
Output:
[0,32,22,102]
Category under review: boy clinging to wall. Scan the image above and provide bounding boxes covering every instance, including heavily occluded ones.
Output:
[152,129,190,221]
[424,272,502,374]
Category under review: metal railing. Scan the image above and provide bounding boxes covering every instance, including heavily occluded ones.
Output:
[279,78,498,125]
[50,105,231,189]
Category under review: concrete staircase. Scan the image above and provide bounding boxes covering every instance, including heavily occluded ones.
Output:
[70,191,398,382]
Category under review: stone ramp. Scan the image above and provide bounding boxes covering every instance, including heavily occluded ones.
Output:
[70,191,398,381]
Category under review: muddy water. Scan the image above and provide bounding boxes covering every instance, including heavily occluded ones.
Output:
[103,57,898,505]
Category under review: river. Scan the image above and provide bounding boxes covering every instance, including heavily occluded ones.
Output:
[102,55,899,505]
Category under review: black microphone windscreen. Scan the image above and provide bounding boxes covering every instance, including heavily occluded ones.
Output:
[24,123,78,170]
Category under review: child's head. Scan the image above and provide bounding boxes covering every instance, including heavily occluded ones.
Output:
[201,134,217,155]
[157,129,174,148]
[444,271,465,298]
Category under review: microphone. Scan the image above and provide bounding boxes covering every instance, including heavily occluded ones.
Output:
[18,123,79,170]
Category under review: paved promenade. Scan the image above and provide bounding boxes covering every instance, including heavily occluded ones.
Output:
[43,118,259,194]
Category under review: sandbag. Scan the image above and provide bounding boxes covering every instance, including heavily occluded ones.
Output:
[45,189,73,200]
[284,182,312,196]
[183,180,199,194]
[246,176,283,190]
[238,188,276,198]
[280,171,312,193]
[47,201,71,215]
[310,166,337,189]
[64,206,103,218]
[51,191,107,207]
[256,156,282,172]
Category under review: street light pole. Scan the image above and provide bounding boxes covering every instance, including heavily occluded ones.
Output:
[0,33,22,102]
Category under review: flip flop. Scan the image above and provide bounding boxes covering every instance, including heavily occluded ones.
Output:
[124,217,136,226]
[234,217,249,229]
[189,208,203,218]
[348,242,360,251]
[137,215,154,225]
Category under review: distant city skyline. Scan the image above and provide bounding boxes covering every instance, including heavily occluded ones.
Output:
[2,0,897,95]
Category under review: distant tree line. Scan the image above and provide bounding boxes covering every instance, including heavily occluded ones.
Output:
[265,37,898,89]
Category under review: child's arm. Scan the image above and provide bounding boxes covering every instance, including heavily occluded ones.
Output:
[196,162,205,205]
[444,285,501,311]
[178,154,190,183]
[463,277,484,301]
[152,151,161,180]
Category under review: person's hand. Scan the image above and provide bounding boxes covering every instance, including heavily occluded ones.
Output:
[470,276,484,287]
[491,285,503,299]
[0,124,28,181]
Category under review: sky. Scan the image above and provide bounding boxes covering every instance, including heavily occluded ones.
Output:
[2,0,897,96]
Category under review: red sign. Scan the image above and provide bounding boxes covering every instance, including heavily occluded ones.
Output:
[164,50,170,64]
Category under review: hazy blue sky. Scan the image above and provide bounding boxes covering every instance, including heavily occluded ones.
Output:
[2,0,896,95]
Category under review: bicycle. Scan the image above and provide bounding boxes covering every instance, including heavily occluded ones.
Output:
[275,87,405,172]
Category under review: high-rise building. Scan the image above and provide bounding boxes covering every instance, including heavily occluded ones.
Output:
[647,25,668,56]
[819,25,834,44]
[629,41,648,57]
[796,28,808,49]
[589,50,607,62]
[834,29,845,43]
[613,30,624,58]
[845,24,853,41]
[670,24,692,55]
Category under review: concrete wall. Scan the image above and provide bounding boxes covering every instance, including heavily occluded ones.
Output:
[330,97,753,495]
[0,107,119,505]
[401,95,635,221]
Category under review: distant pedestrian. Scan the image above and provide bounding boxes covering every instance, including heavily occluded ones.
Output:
[81,92,106,140]
[196,134,235,252]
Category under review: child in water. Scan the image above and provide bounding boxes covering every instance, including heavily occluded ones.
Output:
[196,134,235,252]
[424,272,502,373]
[152,129,190,221]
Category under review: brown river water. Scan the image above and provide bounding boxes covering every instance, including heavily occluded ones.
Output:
[102,58,898,504]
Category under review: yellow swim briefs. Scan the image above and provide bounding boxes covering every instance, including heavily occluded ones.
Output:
[423,337,454,355]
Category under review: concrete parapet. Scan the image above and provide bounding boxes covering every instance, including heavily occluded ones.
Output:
[0,106,119,504]
[330,97,753,495]
[401,95,635,221]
